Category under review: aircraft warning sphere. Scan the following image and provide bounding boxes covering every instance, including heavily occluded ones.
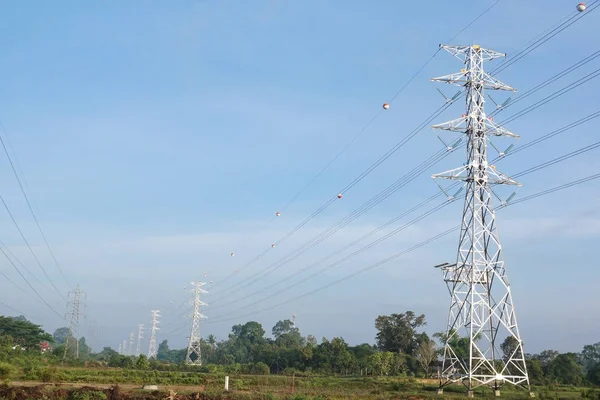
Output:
[230,252,235,257]
[577,2,586,11]
[382,103,390,110]
[337,193,343,199]
[276,211,281,217]
[271,243,275,248]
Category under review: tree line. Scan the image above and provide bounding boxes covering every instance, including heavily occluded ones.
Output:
[0,312,598,387]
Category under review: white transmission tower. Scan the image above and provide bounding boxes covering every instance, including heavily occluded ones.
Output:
[128,332,135,356]
[135,324,144,357]
[148,310,161,359]
[118,342,122,354]
[431,44,530,397]
[122,339,128,355]
[63,285,85,360]
[185,281,208,365]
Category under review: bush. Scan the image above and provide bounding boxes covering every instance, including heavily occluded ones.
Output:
[0,362,17,380]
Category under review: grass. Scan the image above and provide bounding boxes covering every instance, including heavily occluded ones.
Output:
[3,366,599,399]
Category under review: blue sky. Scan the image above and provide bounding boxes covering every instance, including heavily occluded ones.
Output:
[0,0,598,355]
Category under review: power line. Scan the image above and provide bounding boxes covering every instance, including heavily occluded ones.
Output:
[206,171,600,324]
[0,120,72,289]
[0,244,64,319]
[220,1,505,289]
[208,52,600,303]
[0,299,28,317]
[0,193,67,302]
[206,137,600,319]
[215,4,593,294]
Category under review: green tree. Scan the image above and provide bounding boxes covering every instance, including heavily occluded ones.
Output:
[157,339,170,361]
[0,315,52,349]
[546,353,584,385]
[52,327,71,344]
[374,311,426,355]
[414,338,437,377]
[136,354,149,369]
[500,336,521,361]
[582,342,600,371]
[525,357,545,385]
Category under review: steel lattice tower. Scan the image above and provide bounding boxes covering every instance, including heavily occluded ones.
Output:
[185,281,208,365]
[128,332,135,356]
[431,44,530,397]
[63,285,84,360]
[148,310,161,359]
[135,324,144,357]
[121,339,128,355]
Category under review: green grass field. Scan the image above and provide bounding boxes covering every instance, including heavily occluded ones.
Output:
[3,366,599,399]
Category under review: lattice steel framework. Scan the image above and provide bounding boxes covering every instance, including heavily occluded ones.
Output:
[128,332,135,356]
[148,309,161,359]
[63,285,84,360]
[135,324,144,357]
[185,281,208,365]
[431,44,530,396]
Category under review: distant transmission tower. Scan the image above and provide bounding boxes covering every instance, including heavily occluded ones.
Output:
[63,285,84,360]
[135,324,144,357]
[118,342,122,354]
[185,281,208,365]
[148,310,161,359]
[431,44,530,397]
[128,332,135,356]
[121,339,128,355]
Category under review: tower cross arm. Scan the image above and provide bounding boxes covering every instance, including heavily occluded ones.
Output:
[432,117,519,138]
[431,72,516,91]
[439,44,507,62]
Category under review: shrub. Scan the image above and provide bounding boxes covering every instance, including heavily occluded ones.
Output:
[0,362,17,380]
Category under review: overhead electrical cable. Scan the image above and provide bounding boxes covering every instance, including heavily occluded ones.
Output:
[205,172,600,324]
[206,140,600,317]
[208,56,600,302]
[216,3,595,293]
[0,121,72,289]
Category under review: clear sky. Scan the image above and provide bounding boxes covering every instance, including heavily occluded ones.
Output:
[0,0,598,355]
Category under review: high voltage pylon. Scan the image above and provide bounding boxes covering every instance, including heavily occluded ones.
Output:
[128,332,135,356]
[431,44,530,397]
[135,324,144,357]
[63,285,84,360]
[186,281,208,365]
[148,310,161,359]
[121,339,128,355]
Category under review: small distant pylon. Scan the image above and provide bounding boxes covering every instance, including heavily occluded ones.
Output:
[122,339,128,355]
[148,310,161,359]
[63,285,85,360]
[185,281,208,365]
[135,324,144,357]
[118,342,122,354]
[128,332,135,356]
